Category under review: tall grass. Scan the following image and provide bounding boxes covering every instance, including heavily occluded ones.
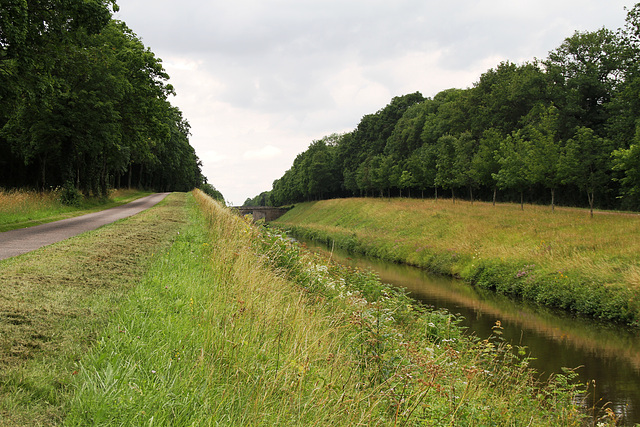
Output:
[275,198,640,325]
[0,188,150,231]
[65,191,588,426]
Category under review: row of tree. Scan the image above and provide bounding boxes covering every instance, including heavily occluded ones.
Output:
[0,0,208,195]
[247,4,640,213]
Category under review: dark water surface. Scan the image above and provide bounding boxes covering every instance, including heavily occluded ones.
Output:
[301,240,640,425]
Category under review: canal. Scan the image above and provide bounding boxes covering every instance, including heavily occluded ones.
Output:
[301,239,640,425]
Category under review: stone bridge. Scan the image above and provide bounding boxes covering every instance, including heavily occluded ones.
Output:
[233,206,290,222]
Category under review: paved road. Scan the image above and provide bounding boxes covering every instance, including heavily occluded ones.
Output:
[0,193,170,261]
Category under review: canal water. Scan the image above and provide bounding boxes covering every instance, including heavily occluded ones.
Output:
[300,240,640,425]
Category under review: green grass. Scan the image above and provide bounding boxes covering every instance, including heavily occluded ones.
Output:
[274,198,640,326]
[64,190,587,426]
[0,188,152,232]
[0,193,187,426]
[0,191,592,425]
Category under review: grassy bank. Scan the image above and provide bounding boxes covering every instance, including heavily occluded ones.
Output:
[0,192,186,425]
[0,188,151,232]
[63,190,587,425]
[274,198,640,326]
[0,191,591,425]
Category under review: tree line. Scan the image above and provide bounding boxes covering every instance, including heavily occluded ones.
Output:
[0,0,210,195]
[247,4,640,214]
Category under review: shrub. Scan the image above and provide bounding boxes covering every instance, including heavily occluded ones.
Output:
[59,181,82,206]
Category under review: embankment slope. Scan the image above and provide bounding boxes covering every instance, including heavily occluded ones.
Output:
[274,198,640,326]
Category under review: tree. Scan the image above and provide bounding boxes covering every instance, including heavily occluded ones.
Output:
[435,135,458,202]
[389,164,403,197]
[561,127,612,217]
[369,155,386,197]
[468,61,550,135]
[307,140,336,200]
[493,131,530,210]
[471,128,502,205]
[356,156,374,197]
[0,5,205,194]
[406,150,428,198]
[545,28,626,136]
[0,0,116,190]
[420,89,468,145]
[607,4,640,149]
[414,143,439,199]
[399,170,416,198]
[384,101,429,160]
[612,125,640,210]
[523,105,563,211]
[453,132,478,203]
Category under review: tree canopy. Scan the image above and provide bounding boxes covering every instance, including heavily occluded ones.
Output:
[0,0,209,195]
[253,4,640,212]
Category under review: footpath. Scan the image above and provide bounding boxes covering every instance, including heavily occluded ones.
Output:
[0,193,169,260]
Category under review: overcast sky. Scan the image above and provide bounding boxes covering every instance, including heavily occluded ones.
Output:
[115,1,635,205]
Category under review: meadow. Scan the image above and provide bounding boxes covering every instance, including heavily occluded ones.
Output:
[275,198,640,326]
[0,188,151,232]
[0,191,591,425]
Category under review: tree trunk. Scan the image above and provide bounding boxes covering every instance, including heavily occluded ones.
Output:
[434,186,438,201]
[39,156,46,191]
[551,188,555,212]
[520,191,524,211]
[493,186,497,206]
[101,156,108,197]
[469,186,474,205]
[588,190,595,219]
[138,163,144,189]
[451,188,455,204]
[128,163,132,189]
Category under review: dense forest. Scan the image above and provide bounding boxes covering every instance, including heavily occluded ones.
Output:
[246,4,640,213]
[0,0,208,195]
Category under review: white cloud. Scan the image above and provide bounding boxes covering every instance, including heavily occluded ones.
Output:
[200,150,228,164]
[243,145,283,160]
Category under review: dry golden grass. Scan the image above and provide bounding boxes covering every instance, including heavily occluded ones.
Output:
[0,189,58,215]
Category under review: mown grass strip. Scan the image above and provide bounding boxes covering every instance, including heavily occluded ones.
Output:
[0,193,187,426]
[275,198,640,326]
[0,189,152,232]
[64,190,587,426]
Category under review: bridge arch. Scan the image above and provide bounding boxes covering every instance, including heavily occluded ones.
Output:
[233,206,290,222]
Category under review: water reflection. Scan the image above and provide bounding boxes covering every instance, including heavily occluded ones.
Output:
[301,240,640,425]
